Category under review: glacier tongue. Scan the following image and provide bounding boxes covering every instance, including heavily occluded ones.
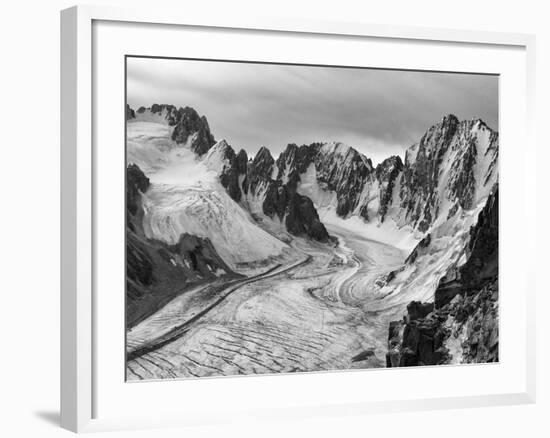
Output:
[128,119,291,274]
[141,182,289,274]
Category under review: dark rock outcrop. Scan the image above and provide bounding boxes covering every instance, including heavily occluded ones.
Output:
[399,115,459,231]
[407,301,434,321]
[235,149,248,174]
[127,163,150,215]
[166,233,233,277]
[244,146,275,195]
[404,234,431,265]
[375,155,403,221]
[126,104,135,120]
[213,141,243,202]
[351,350,376,362]
[263,181,289,220]
[142,104,216,155]
[150,103,177,120]
[285,192,330,242]
[275,143,319,179]
[170,106,215,155]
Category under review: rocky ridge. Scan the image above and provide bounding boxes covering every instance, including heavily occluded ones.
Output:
[135,104,216,155]
[219,115,497,239]
[128,105,498,246]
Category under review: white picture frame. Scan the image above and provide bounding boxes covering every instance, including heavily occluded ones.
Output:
[60,4,537,433]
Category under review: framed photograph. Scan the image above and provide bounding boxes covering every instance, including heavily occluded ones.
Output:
[61,5,536,433]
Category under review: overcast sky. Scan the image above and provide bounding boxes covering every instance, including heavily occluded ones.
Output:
[127,57,498,165]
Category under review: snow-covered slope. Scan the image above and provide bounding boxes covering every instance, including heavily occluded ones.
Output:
[141,183,288,272]
[127,116,289,274]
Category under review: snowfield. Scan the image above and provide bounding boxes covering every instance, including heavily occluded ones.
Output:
[141,184,290,273]
[128,121,291,274]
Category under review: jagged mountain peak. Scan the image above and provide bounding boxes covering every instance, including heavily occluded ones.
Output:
[211,138,232,151]
[130,103,216,156]
[204,139,235,171]
[441,113,459,124]
[252,146,275,174]
[126,104,136,121]
[128,104,498,238]
[430,114,496,138]
[322,141,375,171]
[398,114,499,231]
[464,117,494,131]
[255,146,274,161]
[376,155,403,175]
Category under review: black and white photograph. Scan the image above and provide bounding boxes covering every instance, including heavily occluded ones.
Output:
[125,56,499,380]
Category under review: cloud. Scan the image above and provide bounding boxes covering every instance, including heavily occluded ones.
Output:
[127,57,498,165]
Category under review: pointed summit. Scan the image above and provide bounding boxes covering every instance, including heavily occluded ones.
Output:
[170,106,216,155]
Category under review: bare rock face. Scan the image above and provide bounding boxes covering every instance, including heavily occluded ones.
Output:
[126,164,155,304]
[275,143,319,178]
[170,106,216,155]
[150,103,177,121]
[398,115,498,232]
[314,143,374,217]
[126,104,136,120]
[404,234,431,265]
[235,149,248,174]
[244,146,275,195]
[375,155,403,221]
[399,114,459,231]
[460,185,499,288]
[165,233,233,278]
[285,192,330,242]
[138,104,216,155]
[126,163,150,216]
[215,142,248,203]
[263,181,289,220]
[386,186,499,367]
